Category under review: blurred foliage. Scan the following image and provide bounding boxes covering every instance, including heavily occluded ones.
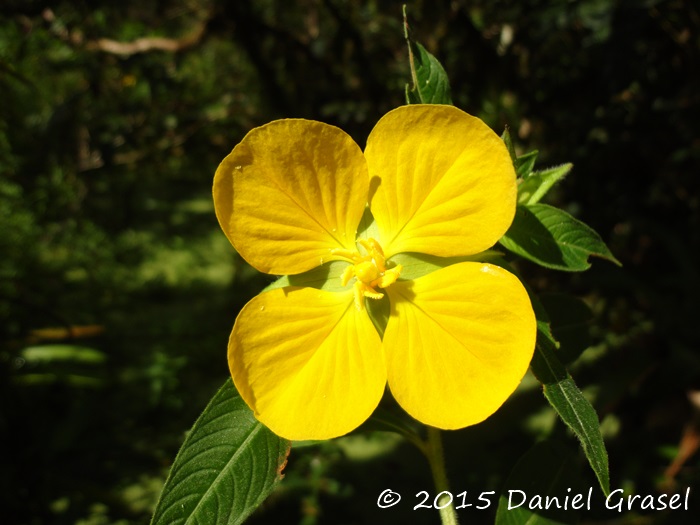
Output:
[1,0,698,524]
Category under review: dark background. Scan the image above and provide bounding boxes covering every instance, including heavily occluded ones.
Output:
[1,0,698,524]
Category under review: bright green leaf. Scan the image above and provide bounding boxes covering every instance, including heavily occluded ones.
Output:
[518,163,573,205]
[151,380,290,525]
[496,441,583,525]
[403,6,452,105]
[500,204,621,271]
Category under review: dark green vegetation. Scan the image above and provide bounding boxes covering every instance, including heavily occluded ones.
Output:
[1,1,698,524]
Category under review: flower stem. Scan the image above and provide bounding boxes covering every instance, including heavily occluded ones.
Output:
[425,426,460,525]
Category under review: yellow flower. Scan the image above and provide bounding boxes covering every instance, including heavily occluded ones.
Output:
[213,104,536,441]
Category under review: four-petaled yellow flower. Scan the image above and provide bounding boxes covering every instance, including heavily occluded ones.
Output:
[213,104,536,441]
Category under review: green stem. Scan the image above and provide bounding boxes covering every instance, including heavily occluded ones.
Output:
[425,426,460,525]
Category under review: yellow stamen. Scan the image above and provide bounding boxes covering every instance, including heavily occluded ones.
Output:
[334,238,401,311]
[373,265,402,289]
[340,265,355,287]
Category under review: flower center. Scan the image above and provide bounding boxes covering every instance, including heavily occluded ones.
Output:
[331,238,402,311]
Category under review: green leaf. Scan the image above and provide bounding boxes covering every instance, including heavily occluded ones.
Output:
[530,330,610,497]
[496,441,583,525]
[151,380,290,525]
[501,127,517,163]
[540,293,593,364]
[500,128,539,178]
[403,6,452,105]
[518,163,573,205]
[500,203,621,271]
[515,149,539,179]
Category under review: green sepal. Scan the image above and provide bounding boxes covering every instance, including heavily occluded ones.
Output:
[529,295,611,497]
[518,163,573,205]
[500,203,621,271]
[262,261,350,294]
[495,441,583,525]
[356,204,380,241]
[150,379,291,525]
[365,293,390,339]
[389,250,504,281]
[403,6,453,105]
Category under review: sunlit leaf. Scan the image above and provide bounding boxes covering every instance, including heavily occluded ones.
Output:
[518,163,573,205]
[151,380,290,525]
[403,6,452,105]
[500,204,621,271]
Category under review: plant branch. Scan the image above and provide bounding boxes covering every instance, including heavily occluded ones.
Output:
[425,426,459,525]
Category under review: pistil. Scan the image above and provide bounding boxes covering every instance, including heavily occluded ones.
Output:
[332,238,402,310]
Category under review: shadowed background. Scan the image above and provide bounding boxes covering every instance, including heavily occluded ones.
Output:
[1,0,698,523]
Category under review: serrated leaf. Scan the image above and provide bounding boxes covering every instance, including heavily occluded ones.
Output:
[496,441,583,525]
[500,204,621,271]
[530,331,610,497]
[518,163,573,205]
[151,380,290,525]
[403,7,452,105]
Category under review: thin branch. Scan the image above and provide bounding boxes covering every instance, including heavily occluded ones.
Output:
[85,24,206,56]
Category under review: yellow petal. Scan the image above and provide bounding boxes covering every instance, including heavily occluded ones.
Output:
[366,105,516,258]
[384,262,536,429]
[229,287,386,440]
[214,119,368,275]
